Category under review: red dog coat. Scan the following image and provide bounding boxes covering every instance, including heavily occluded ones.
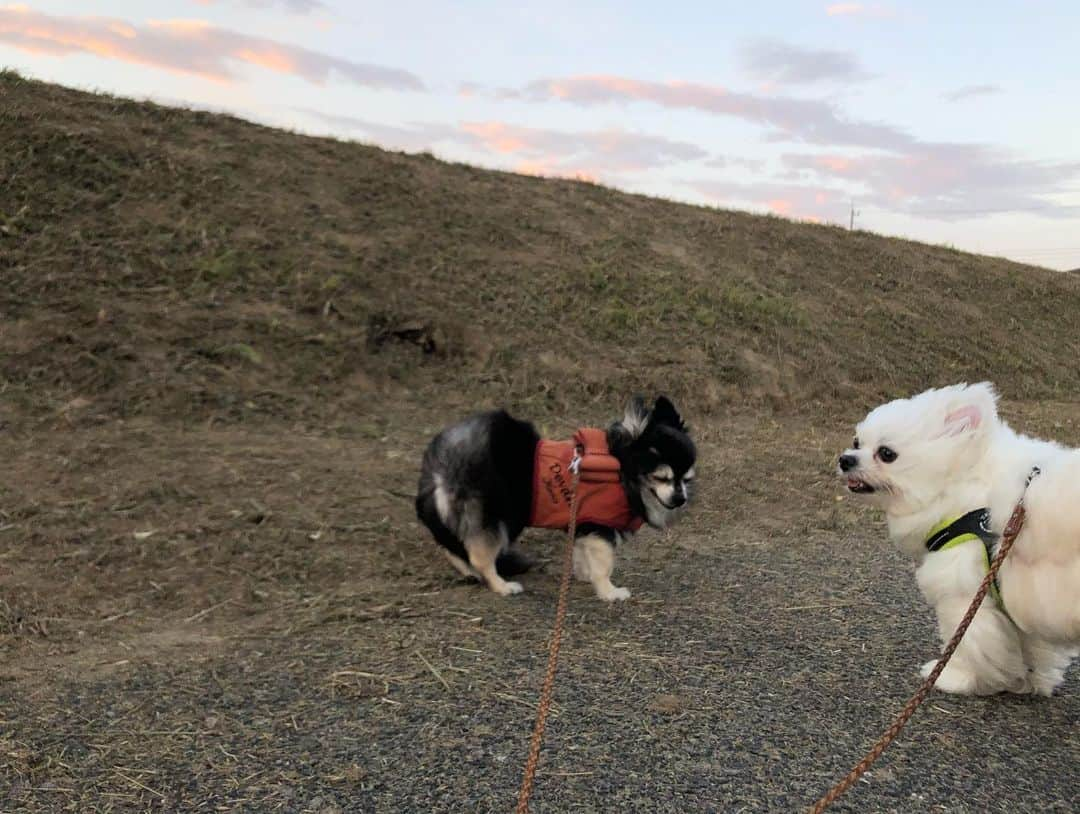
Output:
[529,428,644,533]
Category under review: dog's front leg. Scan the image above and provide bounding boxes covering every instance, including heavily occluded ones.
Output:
[917,553,1029,694]
[573,531,630,601]
[920,597,1030,694]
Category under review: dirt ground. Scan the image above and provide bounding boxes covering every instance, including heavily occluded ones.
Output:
[3,400,1079,813]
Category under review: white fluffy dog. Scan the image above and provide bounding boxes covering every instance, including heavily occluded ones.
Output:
[838,382,1080,695]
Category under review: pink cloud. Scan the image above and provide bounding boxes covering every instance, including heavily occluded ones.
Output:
[782,148,1080,218]
[515,160,550,176]
[502,72,1079,219]
[194,0,328,13]
[0,6,421,89]
[818,156,854,173]
[299,110,710,177]
[515,161,598,183]
[825,3,894,18]
[693,179,848,223]
[461,121,708,174]
[513,74,915,152]
[460,122,531,155]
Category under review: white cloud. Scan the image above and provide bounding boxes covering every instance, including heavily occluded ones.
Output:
[738,39,874,86]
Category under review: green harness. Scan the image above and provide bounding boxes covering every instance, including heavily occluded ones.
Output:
[923,508,1007,612]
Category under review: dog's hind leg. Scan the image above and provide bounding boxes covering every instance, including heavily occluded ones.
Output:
[443,549,478,579]
[416,480,479,582]
[466,527,523,596]
[573,532,629,602]
[1020,635,1078,696]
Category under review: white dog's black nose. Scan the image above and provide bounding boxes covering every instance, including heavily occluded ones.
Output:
[838,454,858,472]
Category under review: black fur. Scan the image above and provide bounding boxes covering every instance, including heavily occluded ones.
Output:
[415,409,538,578]
[576,523,621,546]
[415,397,696,585]
[608,395,697,522]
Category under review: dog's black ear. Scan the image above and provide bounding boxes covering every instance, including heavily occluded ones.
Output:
[649,396,686,432]
[609,395,649,451]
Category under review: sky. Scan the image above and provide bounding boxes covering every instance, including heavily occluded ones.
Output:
[2,2,1079,270]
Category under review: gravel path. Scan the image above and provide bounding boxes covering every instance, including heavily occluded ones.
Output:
[3,414,1078,813]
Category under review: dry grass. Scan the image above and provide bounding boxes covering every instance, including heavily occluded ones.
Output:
[4,69,1080,436]
[2,71,1080,812]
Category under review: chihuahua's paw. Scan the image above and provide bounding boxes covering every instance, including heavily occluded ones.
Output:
[494,580,524,596]
[596,585,631,602]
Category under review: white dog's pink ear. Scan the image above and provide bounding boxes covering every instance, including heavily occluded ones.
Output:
[942,405,982,436]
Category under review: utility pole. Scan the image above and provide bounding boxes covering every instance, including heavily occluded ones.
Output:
[849,200,857,231]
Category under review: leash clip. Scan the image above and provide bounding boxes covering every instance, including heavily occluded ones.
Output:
[1004,466,1041,539]
[568,449,582,475]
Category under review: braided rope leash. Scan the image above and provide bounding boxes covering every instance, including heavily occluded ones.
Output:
[809,474,1037,814]
[515,451,583,814]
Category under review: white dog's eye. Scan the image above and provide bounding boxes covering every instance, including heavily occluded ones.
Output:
[877,445,898,463]
[852,437,860,450]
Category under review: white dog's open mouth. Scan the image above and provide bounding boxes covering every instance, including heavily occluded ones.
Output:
[846,477,876,494]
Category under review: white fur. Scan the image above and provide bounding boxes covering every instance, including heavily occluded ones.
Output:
[465,526,522,596]
[433,474,452,526]
[621,400,650,438]
[841,382,1080,695]
[573,532,631,601]
[640,488,670,527]
[642,466,691,527]
[443,549,477,579]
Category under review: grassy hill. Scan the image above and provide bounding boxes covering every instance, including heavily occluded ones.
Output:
[4,68,1080,432]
